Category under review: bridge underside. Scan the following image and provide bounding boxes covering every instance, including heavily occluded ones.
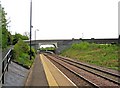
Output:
[39,42,58,48]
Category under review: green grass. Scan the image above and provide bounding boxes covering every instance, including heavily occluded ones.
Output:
[60,42,119,70]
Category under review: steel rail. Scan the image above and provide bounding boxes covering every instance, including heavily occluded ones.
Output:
[58,57,120,85]
[50,54,120,85]
[59,55,120,78]
[45,54,99,88]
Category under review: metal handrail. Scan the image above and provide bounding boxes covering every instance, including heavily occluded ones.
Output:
[2,49,12,63]
[0,49,13,84]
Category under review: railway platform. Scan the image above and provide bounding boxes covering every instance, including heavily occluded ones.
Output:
[25,54,48,86]
[25,54,76,87]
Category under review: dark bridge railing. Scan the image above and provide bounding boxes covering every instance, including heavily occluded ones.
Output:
[0,49,13,84]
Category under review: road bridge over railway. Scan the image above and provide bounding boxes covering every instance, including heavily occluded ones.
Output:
[24,39,81,54]
[24,38,118,54]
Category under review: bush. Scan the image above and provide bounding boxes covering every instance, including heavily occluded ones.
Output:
[17,53,33,67]
[28,47,35,58]
[13,39,29,59]
[12,39,35,68]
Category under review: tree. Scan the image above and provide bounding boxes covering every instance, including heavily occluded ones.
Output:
[0,4,29,49]
[12,33,29,45]
[13,39,35,60]
[1,7,8,49]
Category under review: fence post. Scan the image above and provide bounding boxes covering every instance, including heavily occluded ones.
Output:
[10,50,13,63]
[7,55,8,72]
[2,61,4,84]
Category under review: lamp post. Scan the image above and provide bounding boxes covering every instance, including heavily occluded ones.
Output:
[82,33,84,39]
[35,29,39,50]
[30,0,32,60]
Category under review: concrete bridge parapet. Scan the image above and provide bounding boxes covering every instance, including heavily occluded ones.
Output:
[24,38,118,54]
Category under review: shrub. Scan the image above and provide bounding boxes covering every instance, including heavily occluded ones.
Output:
[13,39,29,58]
[12,39,35,68]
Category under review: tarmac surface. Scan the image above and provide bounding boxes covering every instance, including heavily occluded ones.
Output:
[25,54,48,86]
[3,61,29,86]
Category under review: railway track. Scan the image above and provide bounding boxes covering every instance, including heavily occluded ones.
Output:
[44,53,120,88]
[54,54,120,85]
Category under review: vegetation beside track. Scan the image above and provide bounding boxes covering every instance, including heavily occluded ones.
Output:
[0,6,28,50]
[12,39,35,68]
[0,5,35,68]
[60,42,119,70]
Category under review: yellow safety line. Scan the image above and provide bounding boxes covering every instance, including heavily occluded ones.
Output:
[40,54,58,86]
[46,56,77,87]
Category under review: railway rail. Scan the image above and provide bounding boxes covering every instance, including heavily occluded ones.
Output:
[44,53,120,88]
[53,54,120,85]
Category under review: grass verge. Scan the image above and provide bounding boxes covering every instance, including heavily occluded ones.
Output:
[60,42,119,70]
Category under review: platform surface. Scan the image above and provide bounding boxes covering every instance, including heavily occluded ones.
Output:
[25,54,48,86]
[40,54,76,87]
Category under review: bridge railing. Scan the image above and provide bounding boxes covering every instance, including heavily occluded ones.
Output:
[0,49,13,84]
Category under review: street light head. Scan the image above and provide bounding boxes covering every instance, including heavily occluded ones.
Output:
[31,25,33,28]
[36,29,39,31]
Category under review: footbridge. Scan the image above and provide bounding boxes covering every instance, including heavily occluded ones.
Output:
[24,38,118,54]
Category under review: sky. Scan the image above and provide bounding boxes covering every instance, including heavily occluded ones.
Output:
[1,0,120,40]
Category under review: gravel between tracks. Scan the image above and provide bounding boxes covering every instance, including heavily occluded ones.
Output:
[45,54,120,88]
[46,55,95,87]
[60,56,119,75]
